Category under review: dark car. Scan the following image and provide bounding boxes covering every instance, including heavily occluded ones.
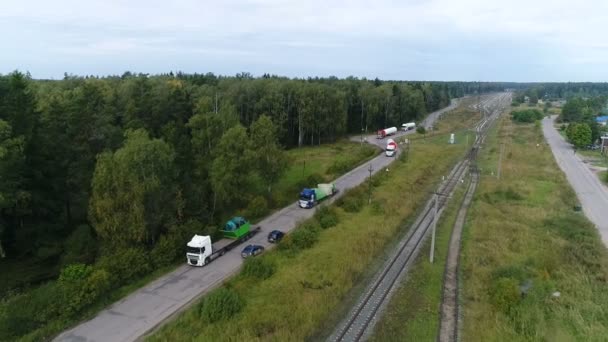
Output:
[267,230,285,243]
[241,244,264,258]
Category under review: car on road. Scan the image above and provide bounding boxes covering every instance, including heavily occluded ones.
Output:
[241,244,264,258]
[267,230,285,243]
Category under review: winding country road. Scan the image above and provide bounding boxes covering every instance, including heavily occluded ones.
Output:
[542,116,608,245]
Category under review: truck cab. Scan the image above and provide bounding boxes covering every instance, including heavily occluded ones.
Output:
[299,188,315,208]
[186,234,212,266]
[385,138,397,157]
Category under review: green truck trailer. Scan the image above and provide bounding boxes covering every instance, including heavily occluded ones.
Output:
[221,216,252,239]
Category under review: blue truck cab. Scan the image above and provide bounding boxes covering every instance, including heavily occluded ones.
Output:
[299,188,316,208]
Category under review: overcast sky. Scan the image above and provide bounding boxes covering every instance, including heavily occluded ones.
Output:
[1,0,607,81]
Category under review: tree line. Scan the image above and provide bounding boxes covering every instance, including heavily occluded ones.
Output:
[0,72,515,265]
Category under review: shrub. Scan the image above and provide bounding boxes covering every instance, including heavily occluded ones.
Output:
[511,109,543,123]
[482,187,524,204]
[371,199,386,215]
[61,269,111,316]
[150,233,183,268]
[327,159,352,176]
[97,247,151,284]
[244,196,269,220]
[337,187,366,213]
[242,257,276,280]
[296,173,326,190]
[314,206,339,229]
[416,126,427,135]
[200,288,245,323]
[61,224,98,267]
[489,277,521,314]
[58,263,93,283]
[280,223,320,252]
[340,196,365,213]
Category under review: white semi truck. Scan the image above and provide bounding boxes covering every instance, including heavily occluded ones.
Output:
[186,217,261,266]
[402,122,416,131]
[385,138,397,157]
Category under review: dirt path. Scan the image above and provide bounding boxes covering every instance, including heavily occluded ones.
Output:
[437,169,479,342]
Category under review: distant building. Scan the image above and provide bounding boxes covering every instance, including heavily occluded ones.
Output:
[596,116,608,126]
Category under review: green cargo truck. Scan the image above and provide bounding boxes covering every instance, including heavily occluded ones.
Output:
[221,217,252,239]
[298,183,337,208]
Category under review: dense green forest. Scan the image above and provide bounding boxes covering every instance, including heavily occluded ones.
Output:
[0,72,509,274]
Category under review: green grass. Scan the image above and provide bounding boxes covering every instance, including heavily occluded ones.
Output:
[369,180,468,341]
[577,149,608,168]
[461,115,608,341]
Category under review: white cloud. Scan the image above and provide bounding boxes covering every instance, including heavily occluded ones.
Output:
[1,0,607,80]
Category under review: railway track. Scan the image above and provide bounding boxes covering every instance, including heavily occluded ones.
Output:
[328,146,474,342]
[437,92,511,342]
[328,93,509,342]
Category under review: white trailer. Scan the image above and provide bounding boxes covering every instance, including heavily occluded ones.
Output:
[402,122,416,131]
[377,127,398,138]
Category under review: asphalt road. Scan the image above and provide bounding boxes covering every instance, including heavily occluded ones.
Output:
[542,116,608,245]
[55,100,465,342]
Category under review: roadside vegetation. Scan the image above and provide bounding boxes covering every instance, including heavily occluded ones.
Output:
[149,124,473,341]
[461,114,608,340]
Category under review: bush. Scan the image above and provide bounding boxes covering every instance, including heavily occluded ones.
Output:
[200,288,245,323]
[58,263,93,283]
[61,268,111,316]
[314,206,339,229]
[511,109,543,123]
[337,187,366,213]
[489,277,521,314]
[61,224,98,267]
[482,187,524,204]
[242,257,276,280]
[150,233,183,268]
[416,126,427,135]
[340,196,365,213]
[327,159,352,176]
[244,196,269,220]
[97,247,151,284]
[371,199,386,215]
[296,173,326,190]
[280,223,320,252]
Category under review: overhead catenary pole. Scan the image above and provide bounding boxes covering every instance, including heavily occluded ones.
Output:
[368,164,374,204]
[430,193,438,263]
[497,142,505,180]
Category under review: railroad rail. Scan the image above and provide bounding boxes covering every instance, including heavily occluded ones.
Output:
[328,93,509,342]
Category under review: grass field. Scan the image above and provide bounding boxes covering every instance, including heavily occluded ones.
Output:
[369,180,468,341]
[461,115,608,340]
[149,109,478,342]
